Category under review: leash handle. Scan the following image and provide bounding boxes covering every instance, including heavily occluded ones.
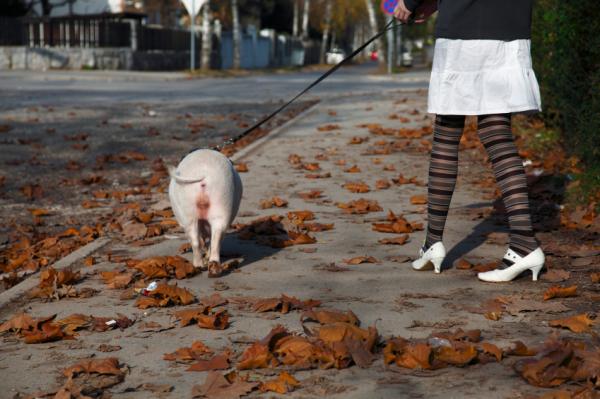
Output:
[214,19,399,153]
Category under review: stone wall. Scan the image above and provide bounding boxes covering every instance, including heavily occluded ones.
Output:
[0,47,191,71]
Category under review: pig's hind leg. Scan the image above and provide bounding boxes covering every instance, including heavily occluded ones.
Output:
[207,221,226,278]
[187,221,206,269]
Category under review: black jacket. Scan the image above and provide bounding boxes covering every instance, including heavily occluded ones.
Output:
[404,0,533,41]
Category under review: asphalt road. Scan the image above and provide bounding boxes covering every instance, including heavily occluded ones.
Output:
[0,63,430,109]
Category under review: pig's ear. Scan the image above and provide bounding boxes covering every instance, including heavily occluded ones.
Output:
[167,165,177,179]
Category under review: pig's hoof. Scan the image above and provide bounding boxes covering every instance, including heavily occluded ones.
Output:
[208,261,223,278]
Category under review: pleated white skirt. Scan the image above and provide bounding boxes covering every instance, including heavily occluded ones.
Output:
[427,39,542,115]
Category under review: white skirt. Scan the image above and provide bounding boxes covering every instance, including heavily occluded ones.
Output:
[427,39,542,115]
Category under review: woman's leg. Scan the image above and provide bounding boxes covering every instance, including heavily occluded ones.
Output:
[424,114,466,249]
[477,114,538,264]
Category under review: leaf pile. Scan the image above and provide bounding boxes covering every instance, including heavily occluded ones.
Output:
[237,307,378,371]
[234,214,319,248]
[135,283,195,309]
[514,337,600,388]
[372,211,424,234]
[337,199,383,214]
[384,329,505,370]
[129,255,196,279]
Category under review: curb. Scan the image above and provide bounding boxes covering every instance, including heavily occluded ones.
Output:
[231,101,320,163]
[0,237,110,311]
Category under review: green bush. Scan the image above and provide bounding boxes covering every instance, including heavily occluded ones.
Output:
[532,1,600,192]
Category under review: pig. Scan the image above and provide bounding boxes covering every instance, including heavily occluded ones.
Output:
[168,149,243,277]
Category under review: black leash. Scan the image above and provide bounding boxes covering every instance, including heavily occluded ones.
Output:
[210,18,400,152]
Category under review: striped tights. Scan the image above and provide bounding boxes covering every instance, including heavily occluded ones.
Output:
[425,114,538,260]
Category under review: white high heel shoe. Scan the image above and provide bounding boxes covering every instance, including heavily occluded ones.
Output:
[477,247,545,282]
[412,242,446,274]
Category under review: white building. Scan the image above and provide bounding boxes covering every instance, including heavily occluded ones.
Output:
[31,0,142,17]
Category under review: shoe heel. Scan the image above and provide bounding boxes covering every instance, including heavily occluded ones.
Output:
[531,264,543,281]
[431,258,444,274]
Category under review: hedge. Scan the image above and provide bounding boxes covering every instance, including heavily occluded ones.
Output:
[532,1,600,183]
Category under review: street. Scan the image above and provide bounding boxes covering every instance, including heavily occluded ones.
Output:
[0,65,598,399]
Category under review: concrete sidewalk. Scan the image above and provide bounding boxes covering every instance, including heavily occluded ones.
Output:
[0,90,574,398]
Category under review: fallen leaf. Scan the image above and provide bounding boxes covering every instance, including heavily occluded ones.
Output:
[260,197,288,209]
[542,269,571,283]
[543,286,578,301]
[343,182,370,193]
[238,342,278,370]
[410,195,427,205]
[135,283,195,308]
[259,371,300,394]
[337,199,382,214]
[100,271,134,289]
[548,314,595,333]
[188,353,231,372]
[302,309,360,325]
[317,124,340,132]
[378,235,409,245]
[235,163,249,173]
[343,256,379,265]
[191,371,258,399]
[376,179,391,190]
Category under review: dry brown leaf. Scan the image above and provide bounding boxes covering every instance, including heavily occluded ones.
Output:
[235,163,249,173]
[343,182,370,193]
[543,285,578,301]
[317,124,340,132]
[187,353,231,372]
[63,357,124,379]
[344,165,361,173]
[378,235,409,245]
[100,271,134,289]
[548,314,595,333]
[305,172,331,179]
[337,198,382,214]
[135,283,195,309]
[343,256,379,265]
[376,179,391,190]
[259,371,300,394]
[191,371,258,399]
[479,342,503,361]
[410,195,427,205]
[298,190,323,200]
[173,307,229,330]
[302,309,360,325]
[237,342,278,370]
[131,256,195,279]
[164,341,214,362]
[260,197,288,209]
[302,162,321,171]
[372,211,423,234]
[252,295,321,314]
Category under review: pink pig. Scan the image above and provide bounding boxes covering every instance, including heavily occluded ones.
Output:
[168,149,243,277]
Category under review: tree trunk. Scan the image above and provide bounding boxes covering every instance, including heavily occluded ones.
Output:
[319,0,332,64]
[40,0,52,16]
[301,0,310,39]
[292,0,299,37]
[231,0,241,69]
[364,0,385,64]
[201,2,212,70]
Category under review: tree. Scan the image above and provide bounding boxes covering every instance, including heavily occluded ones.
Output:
[364,0,384,63]
[201,1,212,70]
[301,0,310,39]
[292,0,299,37]
[231,0,241,69]
[319,0,333,63]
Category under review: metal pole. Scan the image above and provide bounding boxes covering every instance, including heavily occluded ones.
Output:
[190,0,195,70]
[386,16,392,74]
